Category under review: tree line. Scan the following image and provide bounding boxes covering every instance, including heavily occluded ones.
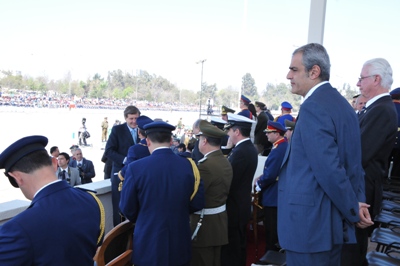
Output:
[0,69,358,111]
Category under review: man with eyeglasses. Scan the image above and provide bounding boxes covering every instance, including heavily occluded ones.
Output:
[341,58,398,266]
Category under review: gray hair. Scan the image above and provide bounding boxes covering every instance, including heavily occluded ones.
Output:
[363,58,393,90]
[293,43,331,81]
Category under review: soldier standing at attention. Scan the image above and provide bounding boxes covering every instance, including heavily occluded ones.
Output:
[101,117,109,142]
[191,120,233,266]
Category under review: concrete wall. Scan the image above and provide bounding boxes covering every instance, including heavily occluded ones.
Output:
[0,156,267,233]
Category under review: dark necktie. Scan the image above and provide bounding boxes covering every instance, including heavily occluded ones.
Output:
[359,106,367,115]
[78,163,82,168]
[61,170,66,180]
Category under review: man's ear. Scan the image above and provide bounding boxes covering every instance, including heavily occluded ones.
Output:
[8,171,23,187]
[309,65,321,80]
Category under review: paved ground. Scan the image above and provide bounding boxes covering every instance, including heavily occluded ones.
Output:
[0,106,200,204]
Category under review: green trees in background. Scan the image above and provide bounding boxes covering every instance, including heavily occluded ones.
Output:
[0,69,358,111]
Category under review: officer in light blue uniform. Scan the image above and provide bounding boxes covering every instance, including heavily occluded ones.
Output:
[120,121,205,266]
[0,135,104,265]
[256,121,288,252]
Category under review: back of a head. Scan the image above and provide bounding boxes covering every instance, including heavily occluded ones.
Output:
[11,150,52,175]
[363,58,393,90]
[124,105,141,118]
[293,43,331,81]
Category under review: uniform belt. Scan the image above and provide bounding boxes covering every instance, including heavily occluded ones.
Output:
[194,204,226,215]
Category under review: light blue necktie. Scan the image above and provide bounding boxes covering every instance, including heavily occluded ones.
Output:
[132,128,137,144]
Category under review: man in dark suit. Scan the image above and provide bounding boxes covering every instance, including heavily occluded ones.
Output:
[119,121,205,266]
[69,148,95,184]
[0,136,104,265]
[190,120,233,266]
[221,113,258,266]
[341,58,398,265]
[254,101,271,155]
[278,43,373,265]
[388,88,400,177]
[105,105,140,226]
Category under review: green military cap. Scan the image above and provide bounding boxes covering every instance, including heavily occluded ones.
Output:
[196,120,226,138]
[221,105,235,115]
[284,119,296,131]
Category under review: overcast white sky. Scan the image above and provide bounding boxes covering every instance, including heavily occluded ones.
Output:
[1,0,399,92]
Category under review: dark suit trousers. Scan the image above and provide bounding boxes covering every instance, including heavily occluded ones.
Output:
[287,244,342,266]
[221,224,247,266]
[341,226,372,266]
[111,173,122,226]
[263,207,279,252]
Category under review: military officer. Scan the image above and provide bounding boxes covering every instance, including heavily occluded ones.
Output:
[274,101,296,127]
[221,105,235,121]
[119,121,205,266]
[0,135,104,265]
[221,113,258,266]
[237,95,253,119]
[255,121,288,252]
[191,120,233,266]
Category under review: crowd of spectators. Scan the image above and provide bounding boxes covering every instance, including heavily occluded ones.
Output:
[0,90,200,111]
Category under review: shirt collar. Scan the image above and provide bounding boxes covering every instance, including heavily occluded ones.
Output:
[365,93,390,108]
[304,81,329,100]
[235,138,250,147]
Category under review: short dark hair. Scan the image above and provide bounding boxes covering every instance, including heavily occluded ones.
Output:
[147,132,172,144]
[203,136,222,147]
[58,152,70,162]
[50,146,58,154]
[177,143,186,152]
[232,126,250,137]
[139,128,147,137]
[187,142,195,152]
[124,105,141,118]
[10,150,52,174]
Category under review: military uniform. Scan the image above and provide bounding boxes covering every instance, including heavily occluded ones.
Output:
[256,121,288,252]
[190,120,233,266]
[119,121,205,266]
[0,136,104,266]
[221,114,258,266]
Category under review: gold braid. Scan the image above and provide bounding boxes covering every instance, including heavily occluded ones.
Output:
[87,192,105,246]
[187,158,200,200]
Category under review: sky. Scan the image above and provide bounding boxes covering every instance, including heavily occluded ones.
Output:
[1,0,400,93]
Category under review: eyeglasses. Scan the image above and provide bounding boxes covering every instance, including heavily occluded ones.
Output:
[358,75,376,82]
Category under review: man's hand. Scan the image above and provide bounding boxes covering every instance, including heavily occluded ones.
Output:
[356,202,374,229]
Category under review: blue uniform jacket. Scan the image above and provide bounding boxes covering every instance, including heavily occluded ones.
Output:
[0,181,101,265]
[278,83,365,253]
[119,148,205,266]
[275,114,295,127]
[120,138,150,177]
[258,138,288,207]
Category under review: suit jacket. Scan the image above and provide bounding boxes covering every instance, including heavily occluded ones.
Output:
[69,158,96,183]
[359,95,397,217]
[119,148,205,266]
[56,167,81,186]
[278,83,365,253]
[227,139,258,228]
[105,122,137,175]
[254,111,269,145]
[258,138,288,207]
[190,149,233,247]
[0,181,102,265]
